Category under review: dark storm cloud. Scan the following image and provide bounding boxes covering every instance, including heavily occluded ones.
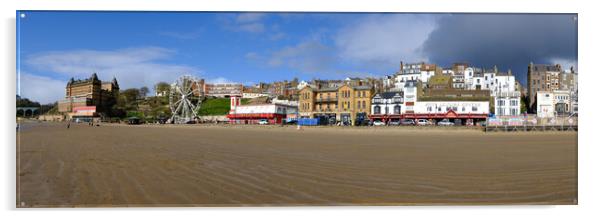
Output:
[422,14,577,83]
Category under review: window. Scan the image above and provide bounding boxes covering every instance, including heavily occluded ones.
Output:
[362,101,366,109]
[427,106,432,112]
[472,106,478,112]
[497,100,505,106]
[374,106,381,114]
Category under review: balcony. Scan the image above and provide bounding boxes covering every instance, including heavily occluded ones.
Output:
[317,108,336,112]
[315,97,338,103]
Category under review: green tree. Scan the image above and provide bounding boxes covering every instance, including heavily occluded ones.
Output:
[121,88,140,104]
[155,82,170,96]
[139,86,149,99]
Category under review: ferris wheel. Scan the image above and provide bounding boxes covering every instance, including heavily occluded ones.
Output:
[169,75,203,123]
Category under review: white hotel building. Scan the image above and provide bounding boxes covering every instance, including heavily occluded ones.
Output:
[370,81,489,125]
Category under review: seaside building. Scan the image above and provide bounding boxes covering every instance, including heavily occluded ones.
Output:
[494,91,521,116]
[383,61,440,91]
[242,86,269,99]
[226,96,298,124]
[197,79,243,98]
[58,73,119,120]
[527,63,562,111]
[370,80,489,125]
[298,83,373,125]
[536,90,575,118]
[370,91,404,116]
[267,79,299,99]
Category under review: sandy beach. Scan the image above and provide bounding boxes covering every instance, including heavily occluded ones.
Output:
[16,121,577,207]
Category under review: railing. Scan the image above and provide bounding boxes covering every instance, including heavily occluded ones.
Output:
[315,97,338,102]
[485,114,578,132]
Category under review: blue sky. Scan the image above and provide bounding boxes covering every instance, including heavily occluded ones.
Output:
[17,11,577,103]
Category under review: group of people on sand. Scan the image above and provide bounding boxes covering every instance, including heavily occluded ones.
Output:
[66,119,100,129]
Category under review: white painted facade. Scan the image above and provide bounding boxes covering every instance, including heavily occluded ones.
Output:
[442,69,454,75]
[242,92,269,99]
[392,73,421,90]
[482,72,496,90]
[231,104,298,115]
[491,74,517,94]
[452,73,465,89]
[370,92,404,115]
[463,67,475,89]
[537,91,555,118]
[536,90,574,118]
[494,91,521,116]
[420,70,436,84]
[414,101,489,114]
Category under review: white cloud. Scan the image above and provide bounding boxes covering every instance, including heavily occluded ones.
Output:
[238,22,265,33]
[206,77,235,84]
[244,52,261,60]
[25,47,202,94]
[549,57,578,72]
[235,13,265,23]
[225,13,266,33]
[334,14,440,67]
[159,28,203,40]
[267,40,334,73]
[17,72,65,104]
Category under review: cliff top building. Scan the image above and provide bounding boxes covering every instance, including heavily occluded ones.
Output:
[58,73,119,119]
[527,63,573,112]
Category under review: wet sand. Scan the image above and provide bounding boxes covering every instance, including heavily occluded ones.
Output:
[16,122,577,207]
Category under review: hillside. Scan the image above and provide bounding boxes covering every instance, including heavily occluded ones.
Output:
[197,97,252,116]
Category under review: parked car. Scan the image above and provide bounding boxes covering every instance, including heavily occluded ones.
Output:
[401,119,416,126]
[416,119,430,126]
[437,119,454,126]
[372,120,386,126]
[258,119,269,125]
[388,120,401,126]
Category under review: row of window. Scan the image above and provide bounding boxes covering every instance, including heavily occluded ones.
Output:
[309,100,369,111]
[426,106,478,112]
[373,105,400,115]
[497,108,519,116]
[373,105,480,114]
[496,99,519,106]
